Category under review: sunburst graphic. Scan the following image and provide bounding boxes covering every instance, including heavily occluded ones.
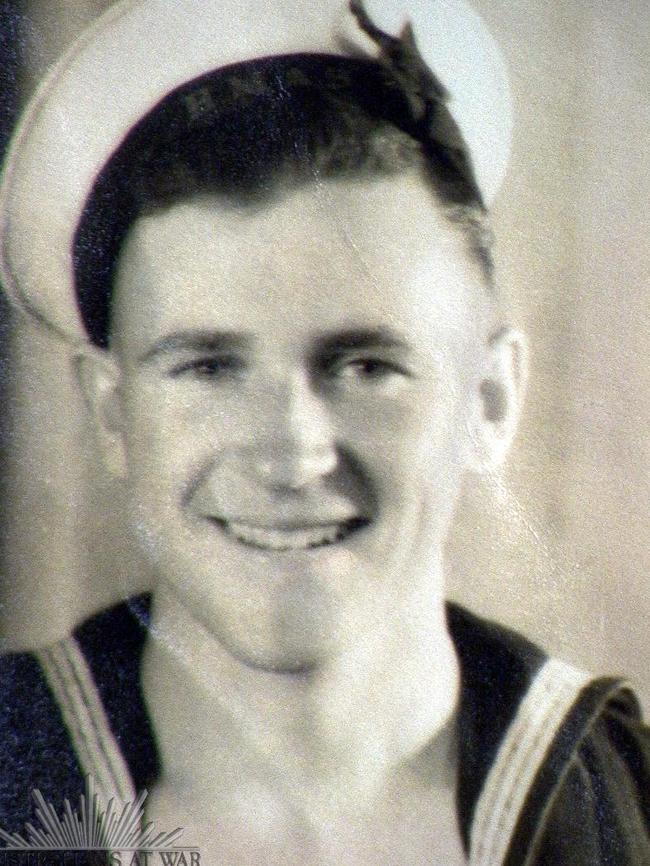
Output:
[0,776,184,850]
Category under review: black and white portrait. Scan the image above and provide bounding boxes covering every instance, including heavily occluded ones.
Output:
[0,1,648,864]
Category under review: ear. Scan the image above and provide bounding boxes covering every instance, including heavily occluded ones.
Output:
[75,346,128,479]
[466,327,528,472]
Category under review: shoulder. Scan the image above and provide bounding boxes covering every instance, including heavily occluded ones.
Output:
[448,603,650,865]
[0,647,83,833]
[532,685,650,865]
[0,596,156,837]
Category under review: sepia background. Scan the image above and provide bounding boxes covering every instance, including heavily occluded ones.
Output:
[0,0,648,709]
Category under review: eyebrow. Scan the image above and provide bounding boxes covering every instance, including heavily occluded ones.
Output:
[313,328,412,358]
[138,330,253,364]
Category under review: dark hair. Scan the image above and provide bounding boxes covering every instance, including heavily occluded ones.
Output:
[74,53,493,348]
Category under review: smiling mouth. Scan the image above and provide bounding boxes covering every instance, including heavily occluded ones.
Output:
[213,518,368,551]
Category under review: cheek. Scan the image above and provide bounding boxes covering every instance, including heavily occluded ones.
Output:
[343,384,474,543]
[120,384,201,510]
[343,374,472,471]
[121,377,239,475]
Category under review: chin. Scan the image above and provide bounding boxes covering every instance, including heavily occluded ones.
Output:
[178,581,347,675]
[209,621,343,675]
[232,647,329,676]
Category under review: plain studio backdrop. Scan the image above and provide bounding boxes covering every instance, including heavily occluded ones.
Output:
[0,1,648,710]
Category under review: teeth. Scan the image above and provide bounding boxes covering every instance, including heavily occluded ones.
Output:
[224,521,353,551]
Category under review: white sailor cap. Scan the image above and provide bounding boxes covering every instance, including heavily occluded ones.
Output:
[0,0,511,344]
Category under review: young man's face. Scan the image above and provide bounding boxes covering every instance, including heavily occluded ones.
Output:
[97,172,507,672]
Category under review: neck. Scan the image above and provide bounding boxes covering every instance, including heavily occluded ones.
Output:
[141,569,459,829]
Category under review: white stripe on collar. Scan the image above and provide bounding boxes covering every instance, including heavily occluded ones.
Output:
[469,657,591,866]
[35,636,136,809]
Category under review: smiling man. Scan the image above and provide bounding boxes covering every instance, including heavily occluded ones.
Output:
[100,173,500,677]
[97,175,493,863]
[1,1,649,864]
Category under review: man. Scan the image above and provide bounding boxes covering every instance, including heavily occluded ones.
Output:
[1,0,648,863]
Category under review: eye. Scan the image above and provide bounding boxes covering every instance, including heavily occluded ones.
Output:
[342,358,396,378]
[328,355,411,385]
[169,354,245,380]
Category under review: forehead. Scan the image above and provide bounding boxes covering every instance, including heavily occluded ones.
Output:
[112,172,489,353]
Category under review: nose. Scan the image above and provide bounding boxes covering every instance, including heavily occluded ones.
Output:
[245,372,338,490]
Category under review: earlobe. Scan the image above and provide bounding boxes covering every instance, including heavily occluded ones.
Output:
[75,347,128,479]
[467,327,528,472]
